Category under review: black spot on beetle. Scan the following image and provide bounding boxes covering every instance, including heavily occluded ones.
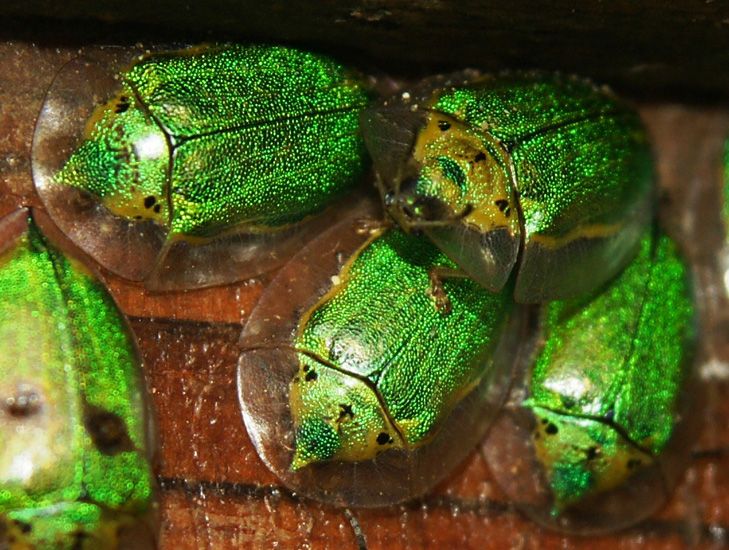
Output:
[561,396,576,409]
[153,204,162,214]
[338,404,354,420]
[458,203,474,219]
[604,409,615,421]
[303,365,310,372]
[545,423,559,435]
[376,432,394,445]
[473,152,487,163]
[437,120,451,131]
[134,215,143,220]
[144,196,156,209]
[84,405,133,455]
[15,521,32,534]
[494,199,511,217]
[586,446,599,460]
[114,96,130,114]
[305,370,318,382]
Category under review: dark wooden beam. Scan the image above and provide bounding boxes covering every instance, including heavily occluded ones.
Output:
[2,2,729,99]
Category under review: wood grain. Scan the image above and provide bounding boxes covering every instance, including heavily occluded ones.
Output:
[3,2,729,99]
[1,40,728,549]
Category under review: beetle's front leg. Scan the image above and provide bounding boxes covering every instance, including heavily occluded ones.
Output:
[427,266,469,314]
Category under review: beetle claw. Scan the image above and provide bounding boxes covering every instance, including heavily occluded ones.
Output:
[428,268,453,315]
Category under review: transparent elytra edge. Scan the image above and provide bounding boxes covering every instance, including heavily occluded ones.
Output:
[482,228,699,535]
[32,45,370,291]
[0,208,158,548]
[237,202,531,508]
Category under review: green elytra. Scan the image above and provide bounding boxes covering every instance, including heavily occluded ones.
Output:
[526,229,694,514]
[361,72,653,303]
[288,228,513,468]
[54,44,370,238]
[0,211,154,549]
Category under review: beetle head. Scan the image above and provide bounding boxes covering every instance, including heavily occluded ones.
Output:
[361,89,521,294]
[289,353,403,469]
[361,103,470,230]
[386,174,466,233]
[54,86,170,227]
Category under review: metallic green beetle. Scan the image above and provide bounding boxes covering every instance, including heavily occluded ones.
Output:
[0,209,155,549]
[360,72,653,303]
[238,213,523,507]
[483,228,695,534]
[32,44,370,289]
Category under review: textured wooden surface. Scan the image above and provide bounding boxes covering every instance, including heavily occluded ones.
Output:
[3,2,729,99]
[2,40,729,549]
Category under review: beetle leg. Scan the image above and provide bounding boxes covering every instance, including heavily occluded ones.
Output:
[408,204,475,230]
[354,217,389,236]
[428,266,469,314]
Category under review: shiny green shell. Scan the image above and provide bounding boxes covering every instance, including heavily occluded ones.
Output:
[361,72,653,303]
[237,213,521,507]
[56,44,368,236]
[290,228,512,467]
[33,44,370,289]
[0,211,154,549]
[486,228,695,534]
